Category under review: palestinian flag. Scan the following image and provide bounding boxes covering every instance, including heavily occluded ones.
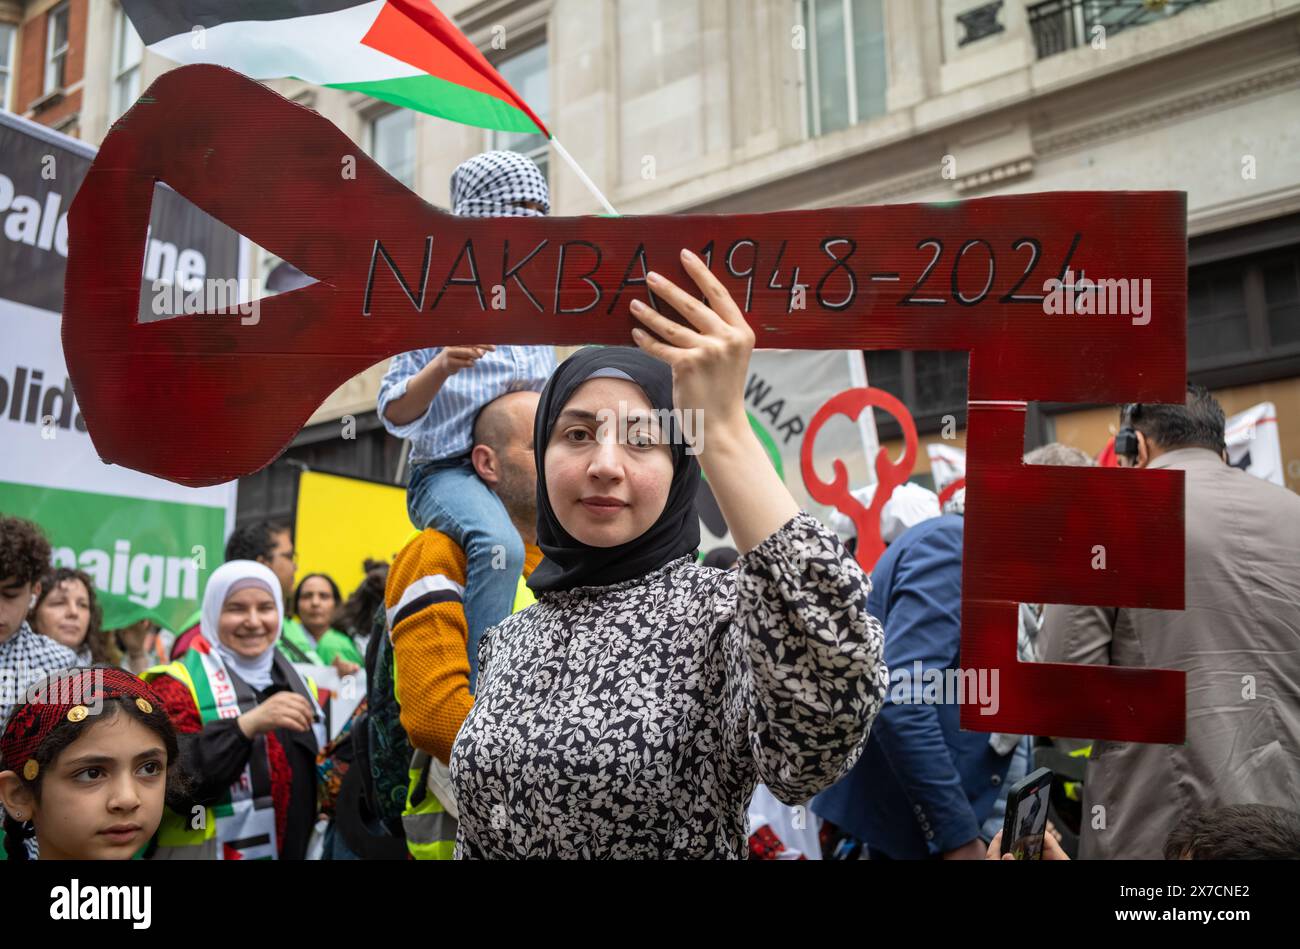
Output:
[119,0,549,137]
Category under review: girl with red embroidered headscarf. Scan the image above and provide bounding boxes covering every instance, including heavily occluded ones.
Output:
[0,666,179,860]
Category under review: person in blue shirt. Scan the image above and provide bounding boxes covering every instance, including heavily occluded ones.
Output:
[813,512,1013,859]
[377,151,556,693]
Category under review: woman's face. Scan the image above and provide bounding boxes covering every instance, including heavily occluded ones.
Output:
[544,377,675,548]
[20,711,167,860]
[34,578,92,652]
[296,576,336,633]
[217,586,280,658]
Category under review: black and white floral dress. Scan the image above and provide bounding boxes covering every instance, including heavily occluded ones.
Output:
[449,513,888,859]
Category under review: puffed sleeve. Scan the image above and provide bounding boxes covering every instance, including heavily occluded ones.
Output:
[722,512,888,805]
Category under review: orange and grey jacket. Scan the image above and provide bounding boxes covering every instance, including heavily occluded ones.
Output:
[385,530,543,765]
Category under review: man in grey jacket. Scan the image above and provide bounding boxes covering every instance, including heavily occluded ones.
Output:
[1039,386,1300,860]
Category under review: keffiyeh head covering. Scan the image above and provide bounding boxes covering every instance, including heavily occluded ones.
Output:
[450,150,550,218]
[201,560,283,691]
[527,347,701,593]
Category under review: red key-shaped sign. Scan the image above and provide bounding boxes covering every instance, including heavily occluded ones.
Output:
[801,386,919,574]
[63,65,1187,742]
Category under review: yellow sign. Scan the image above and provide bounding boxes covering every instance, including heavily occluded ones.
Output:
[293,470,412,601]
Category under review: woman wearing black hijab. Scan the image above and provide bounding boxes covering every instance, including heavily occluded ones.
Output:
[449,249,887,858]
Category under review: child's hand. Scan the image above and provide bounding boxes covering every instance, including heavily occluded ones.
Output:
[435,345,496,376]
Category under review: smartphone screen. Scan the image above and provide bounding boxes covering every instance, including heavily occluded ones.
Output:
[1002,767,1053,860]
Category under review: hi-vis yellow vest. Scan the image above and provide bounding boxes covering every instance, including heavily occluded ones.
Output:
[402,573,533,859]
[142,644,320,859]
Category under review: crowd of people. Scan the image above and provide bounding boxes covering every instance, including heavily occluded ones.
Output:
[2,151,1298,862]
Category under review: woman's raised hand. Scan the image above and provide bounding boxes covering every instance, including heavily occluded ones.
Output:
[629,248,798,553]
[629,248,755,443]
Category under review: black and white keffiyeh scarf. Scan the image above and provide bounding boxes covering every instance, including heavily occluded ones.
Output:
[450,150,550,218]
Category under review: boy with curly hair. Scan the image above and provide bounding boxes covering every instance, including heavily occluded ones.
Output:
[1,516,78,726]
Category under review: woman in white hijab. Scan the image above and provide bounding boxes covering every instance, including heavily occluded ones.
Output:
[143,561,325,860]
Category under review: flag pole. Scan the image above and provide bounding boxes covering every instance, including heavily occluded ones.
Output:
[550,136,619,217]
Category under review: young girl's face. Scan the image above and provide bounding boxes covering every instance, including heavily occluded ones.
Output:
[544,377,675,548]
[29,711,167,860]
[34,578,92,652]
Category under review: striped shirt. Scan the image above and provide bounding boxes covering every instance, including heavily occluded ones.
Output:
[377,346,556,464]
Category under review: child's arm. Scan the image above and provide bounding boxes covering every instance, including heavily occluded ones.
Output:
[383,345,496,427]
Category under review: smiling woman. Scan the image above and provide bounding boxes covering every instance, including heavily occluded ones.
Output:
[140,561,326,860]
[449,249,889,859]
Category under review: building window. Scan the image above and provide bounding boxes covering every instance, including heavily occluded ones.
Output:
[864,350,969,435]
[111,4,143,120]
[801,0,887,138]
[1264,253,1300,350]
[44,2,70,94]
[1027,0,1214,60]
[369,108,416,189]
[1187,244,1300,373]
[957,2,1006,47]
[0,23,16,111]
[488,41,549,182]
[53,113,79,137]
[1187,265,1250,365]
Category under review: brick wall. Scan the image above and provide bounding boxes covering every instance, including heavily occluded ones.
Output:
[17,0,86,131]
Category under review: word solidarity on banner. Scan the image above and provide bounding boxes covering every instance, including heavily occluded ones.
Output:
[63,65,1188,744]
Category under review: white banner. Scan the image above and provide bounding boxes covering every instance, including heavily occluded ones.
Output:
[698,350,877,559]
[0,298,237,508]
[1225,401,1284,486]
